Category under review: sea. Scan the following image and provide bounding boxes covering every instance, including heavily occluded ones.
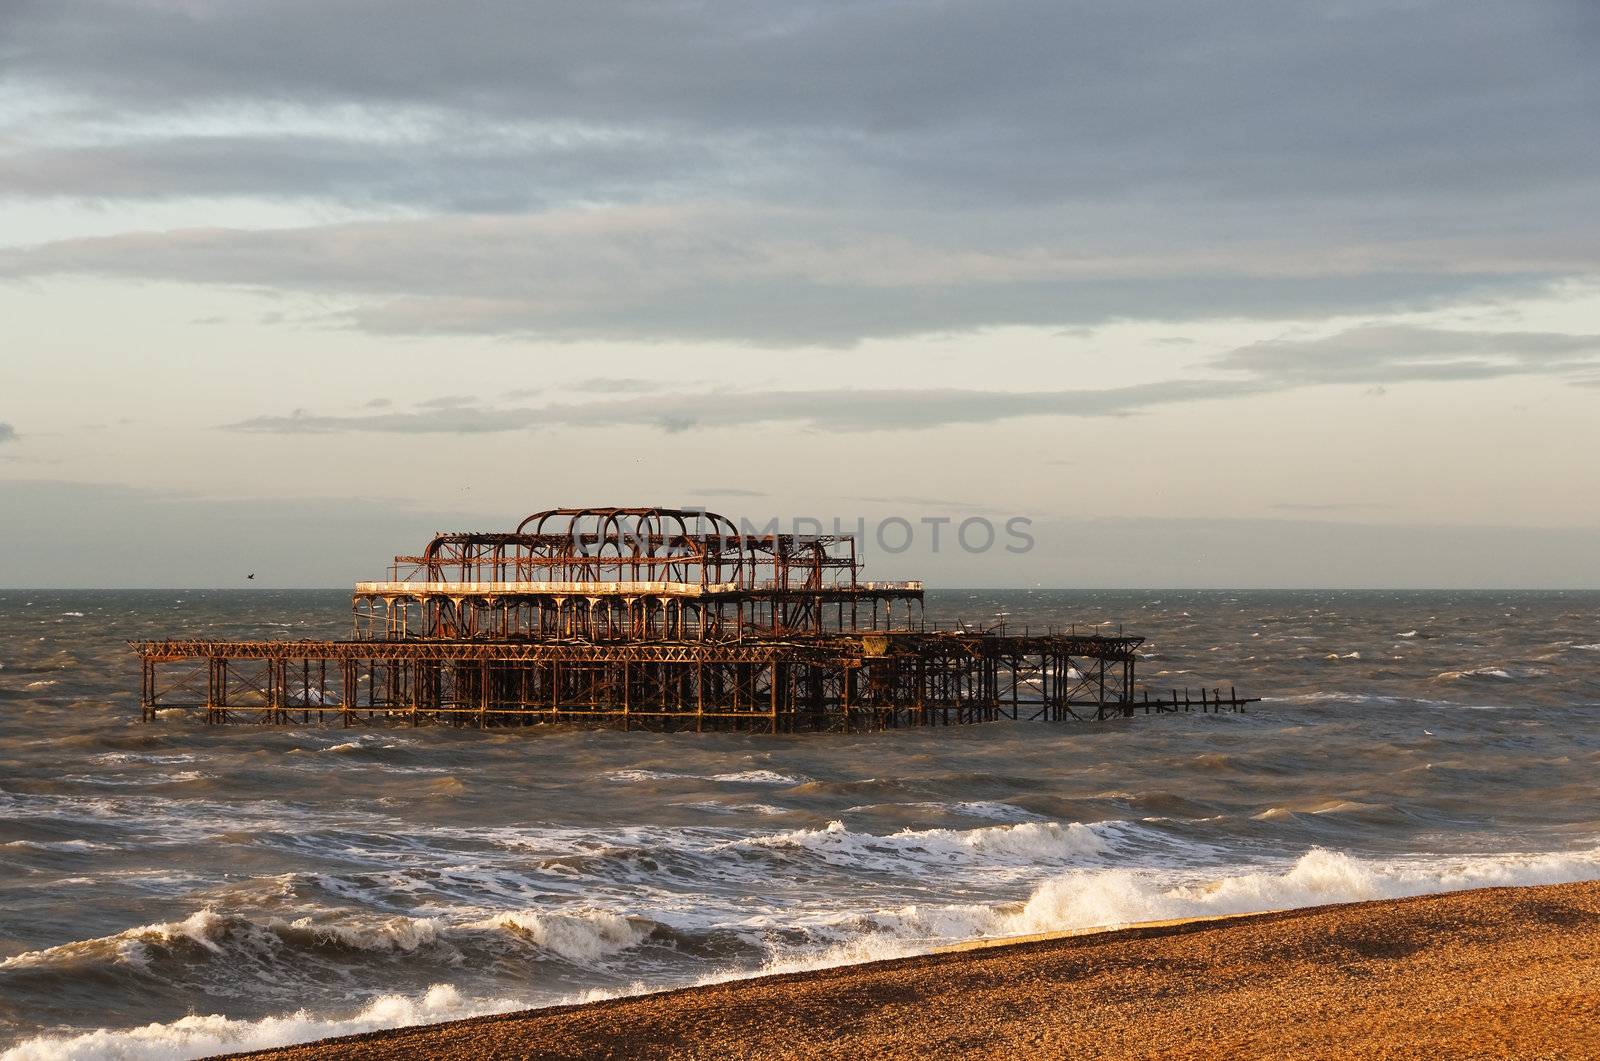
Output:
[1,589,1597,1059]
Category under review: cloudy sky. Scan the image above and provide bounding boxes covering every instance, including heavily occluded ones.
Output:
[3,0,1599,587]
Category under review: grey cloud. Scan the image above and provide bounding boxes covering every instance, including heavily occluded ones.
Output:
[213,321,1600,438]
[848,495,1013,516]
[851,496,987,509]
[0,2,1596,345]
[1269,502,1390,513]
[6,2,1596,207]
[229,406,543,435]
[0,423,16,444]
[1212,325,1600,385]
[0,133,716,212]
[568,378,660,394]
[0,213,1567,345]
[222,379,1259,435]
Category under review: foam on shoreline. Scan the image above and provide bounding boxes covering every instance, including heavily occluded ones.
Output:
[7,849,1599,1061]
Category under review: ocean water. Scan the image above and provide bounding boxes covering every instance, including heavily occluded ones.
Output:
[1,589,1597,1059]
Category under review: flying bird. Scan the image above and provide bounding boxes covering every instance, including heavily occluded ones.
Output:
[247,573,255,580]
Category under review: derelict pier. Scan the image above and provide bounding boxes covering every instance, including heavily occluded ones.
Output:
[133,507,1255,730]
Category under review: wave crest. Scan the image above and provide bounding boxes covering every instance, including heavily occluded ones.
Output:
[461,909,652,963]
[734,818,1122,869]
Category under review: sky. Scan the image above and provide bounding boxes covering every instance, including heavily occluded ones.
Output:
[2,0,1599,588]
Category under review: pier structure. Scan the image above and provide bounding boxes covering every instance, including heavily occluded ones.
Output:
[134,507,1255,730]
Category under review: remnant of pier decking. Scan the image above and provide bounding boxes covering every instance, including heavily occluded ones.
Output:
[133,506,1257,731]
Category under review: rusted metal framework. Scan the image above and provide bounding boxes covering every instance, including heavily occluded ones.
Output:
[349,507,919,641]
[134,507,1255,730]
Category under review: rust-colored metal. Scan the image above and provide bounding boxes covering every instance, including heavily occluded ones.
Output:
[132,507,1257,730]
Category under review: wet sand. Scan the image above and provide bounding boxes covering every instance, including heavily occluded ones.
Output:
[230,880,1600,1060]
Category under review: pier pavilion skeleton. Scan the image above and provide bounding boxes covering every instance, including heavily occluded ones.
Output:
[134,507,1255,730]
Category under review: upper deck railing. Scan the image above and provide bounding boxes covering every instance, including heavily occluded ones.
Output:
[353,579,923,597]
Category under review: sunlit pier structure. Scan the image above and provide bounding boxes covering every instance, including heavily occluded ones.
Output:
[133,507,1256,730]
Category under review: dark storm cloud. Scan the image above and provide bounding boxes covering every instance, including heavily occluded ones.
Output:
[2,1,1597,344]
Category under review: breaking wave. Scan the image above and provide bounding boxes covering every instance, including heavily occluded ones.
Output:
[0,984,525,1061]
[997,844,1600,934]
[606,768,808,786]
[731,818,1128,869]
[12,844,1598,1061]
[1,906,656,980]
[745,842,1600,971]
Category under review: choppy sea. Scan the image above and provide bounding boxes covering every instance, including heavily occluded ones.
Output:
[1,589,1597,1059]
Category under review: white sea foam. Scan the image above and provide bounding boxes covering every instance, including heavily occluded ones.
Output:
[461,908,651,963]
[0,839,117,853]
[734,818,1120,869]
[1264,692,1464,709]
[58,773,210,787]
[742,842,1600,970]
[9,844,1599,1061]
[988,844,1600,935]
[605,768,683,783]
[1433,667,1513,682]
[676,800,789,816]
[946,801,1042,822]
[705,842,1600,990]
[842,800,1041,823]
[607,768,807,786]
[0,905,644,974]
[285,915,448,954]
[0,984,522,1061]
[93,754,199,767]
[707,770,808,785]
